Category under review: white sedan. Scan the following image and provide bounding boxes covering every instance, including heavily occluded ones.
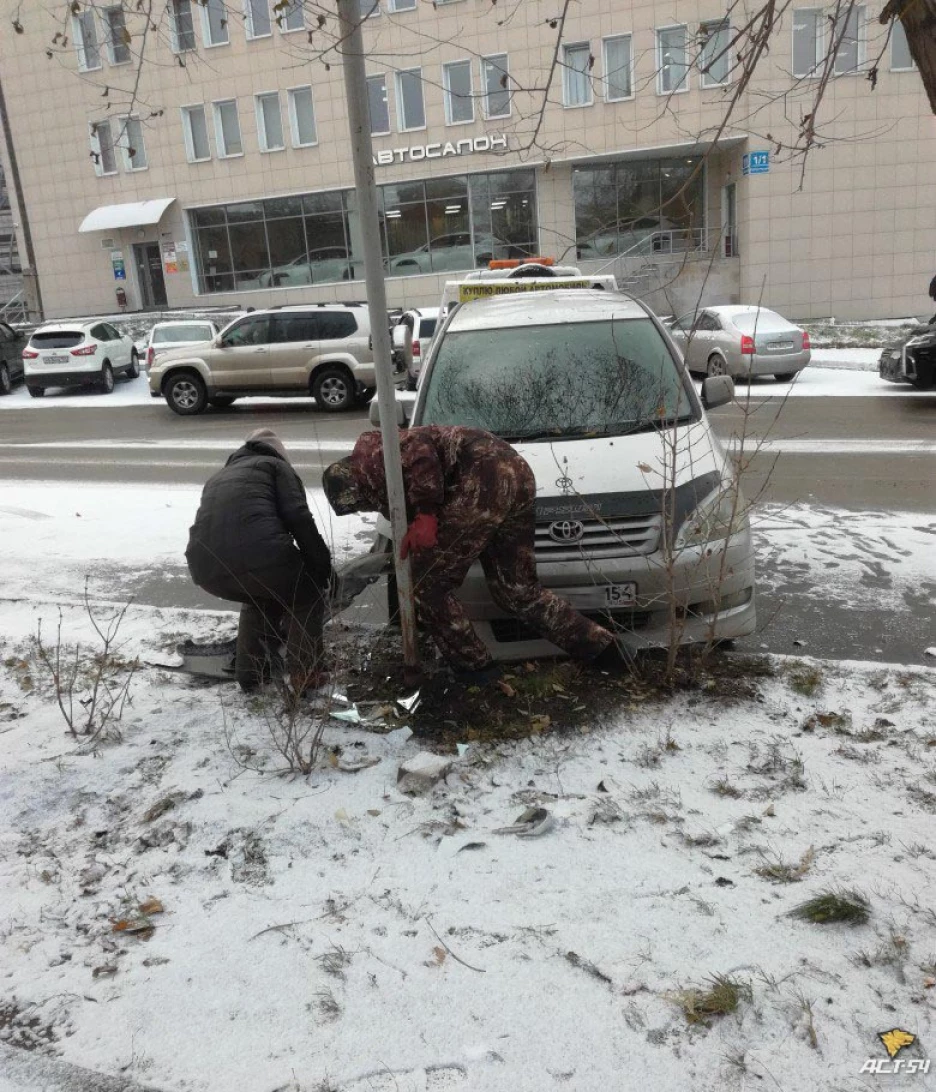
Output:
[23,320,140,397]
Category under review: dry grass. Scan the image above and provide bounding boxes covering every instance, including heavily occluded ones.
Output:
[754,846,816,884]
[672,974,752,1026]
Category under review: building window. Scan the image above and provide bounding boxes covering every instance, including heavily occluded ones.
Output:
[277,0,304,31]
[181,105,211,161]
[389,0,416,10]
[287,87,317,146]
[357,0,381,17]
[103,7,131,64]
[481,54,511,118]
[383,169,537,275]
[245,0,272,38]
[573,158,705,259]
[657,26,688,93]
[118,117,148,171]
[171,0,197,51]
[255,92,285,151]
[396,68,426,131]
[201,0,229,45]
[443,60,474,124]
[367,74,390,134]
[190,169,539,294]
[890,18,914,70]
[700,19,731,85]
[602,35,632,100]
[833,5,864,74]
[74,10,101,71]
[90,119,118,175]
[792,9,823,76]
[562,43,593,107]
[213,100,243,157]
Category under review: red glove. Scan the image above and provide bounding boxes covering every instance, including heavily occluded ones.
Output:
[399,513,439,559]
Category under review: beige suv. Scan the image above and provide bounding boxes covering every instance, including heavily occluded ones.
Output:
[148,304,375,415]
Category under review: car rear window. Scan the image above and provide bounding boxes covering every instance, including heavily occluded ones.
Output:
[421,318,693,440]
[153,324,214,344]
[731,310,790,333]
[30,331,84,348]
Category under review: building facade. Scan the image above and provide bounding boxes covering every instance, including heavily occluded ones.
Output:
[0,0,933,321]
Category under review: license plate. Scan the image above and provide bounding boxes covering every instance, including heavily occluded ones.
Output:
[771,342,794,351]
[45,354,69,364]
[604,582,637,607]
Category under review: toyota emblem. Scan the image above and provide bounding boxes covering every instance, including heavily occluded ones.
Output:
[548,519,585,544]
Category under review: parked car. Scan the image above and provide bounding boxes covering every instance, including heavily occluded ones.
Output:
[146,320,221,372]
[0,321,29,395]
[148,304,376,415]
[668,305,810,381]
[878,321,936,390]
[372,288,756,660]
[391,307,440,390]
[387,234,508,276]
[23,320,139,397]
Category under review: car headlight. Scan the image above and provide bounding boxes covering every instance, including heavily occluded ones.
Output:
[675,485,745,548]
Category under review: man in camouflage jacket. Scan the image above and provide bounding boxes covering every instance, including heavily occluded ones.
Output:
[323,425,621,673]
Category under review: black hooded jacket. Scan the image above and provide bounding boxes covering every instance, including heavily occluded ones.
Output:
[186,440,331,597]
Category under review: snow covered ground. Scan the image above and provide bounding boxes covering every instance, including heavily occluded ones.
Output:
[0,596,934,1092]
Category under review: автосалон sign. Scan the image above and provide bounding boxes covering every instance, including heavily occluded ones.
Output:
[374,134,508,166]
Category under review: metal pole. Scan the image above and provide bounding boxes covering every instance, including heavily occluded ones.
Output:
[337,0,420,673]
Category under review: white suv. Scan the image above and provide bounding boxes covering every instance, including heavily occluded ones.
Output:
[393,307,440,391]
[148,304,376,415]
[24,320,139,397]
[393,289,756,660]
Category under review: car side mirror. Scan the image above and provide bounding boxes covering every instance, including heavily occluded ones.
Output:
[368,398,408,427]
[701,375,734,410]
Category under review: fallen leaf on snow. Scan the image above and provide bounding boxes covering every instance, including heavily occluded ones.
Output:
[138,897,164,916]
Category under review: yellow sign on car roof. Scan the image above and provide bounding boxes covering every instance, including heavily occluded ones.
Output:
[457,279,605,303]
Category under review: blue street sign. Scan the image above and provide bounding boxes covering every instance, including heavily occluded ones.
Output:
[743,151,770,176]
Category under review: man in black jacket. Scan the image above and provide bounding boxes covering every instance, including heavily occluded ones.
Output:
[186,428,332,692]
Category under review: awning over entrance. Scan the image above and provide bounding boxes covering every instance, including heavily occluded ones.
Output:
[78,197,176,233]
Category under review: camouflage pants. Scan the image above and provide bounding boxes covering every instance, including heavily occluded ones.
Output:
[410,453,612,670]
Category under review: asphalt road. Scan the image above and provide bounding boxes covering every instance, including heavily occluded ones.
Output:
[1,389,934,664]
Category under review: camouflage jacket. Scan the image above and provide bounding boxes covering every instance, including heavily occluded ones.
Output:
[349,426,520,518]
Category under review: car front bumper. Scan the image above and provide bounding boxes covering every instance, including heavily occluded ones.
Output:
[878,348,907,383]
[455,531,757,661]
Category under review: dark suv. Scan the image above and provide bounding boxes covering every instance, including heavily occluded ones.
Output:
[0,321,28,394]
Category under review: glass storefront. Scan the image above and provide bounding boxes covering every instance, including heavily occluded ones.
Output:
[573,157,704,260]
[190,168,537,293]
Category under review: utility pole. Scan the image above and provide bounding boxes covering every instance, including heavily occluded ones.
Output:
[337,0,420,676]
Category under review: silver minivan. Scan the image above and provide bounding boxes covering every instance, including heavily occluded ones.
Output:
[379,289,756,661]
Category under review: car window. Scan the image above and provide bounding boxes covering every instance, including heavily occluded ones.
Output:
[222,316,270,347]
[418,317,438,339]
[153,324,216,344]
[421,319,692,440]
[106,324,123,340]
[671,313,695,332]
[271,315,321,343]
[89,324,108,341]
[31,330,84,348]
[316,312,357,340]
[732,309,790,333]
[697,313,719,332]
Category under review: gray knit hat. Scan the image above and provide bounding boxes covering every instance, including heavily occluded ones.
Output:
[247,428,289,462]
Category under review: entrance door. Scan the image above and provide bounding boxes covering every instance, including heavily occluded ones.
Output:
[134,243,168,308]
[723,183,737,258]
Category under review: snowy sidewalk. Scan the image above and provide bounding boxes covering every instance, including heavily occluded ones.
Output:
[1,596,934,1092]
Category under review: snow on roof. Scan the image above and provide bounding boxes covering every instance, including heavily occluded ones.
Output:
[446,290,647,331]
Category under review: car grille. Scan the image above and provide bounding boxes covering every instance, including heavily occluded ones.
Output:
[534,513,662,561]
